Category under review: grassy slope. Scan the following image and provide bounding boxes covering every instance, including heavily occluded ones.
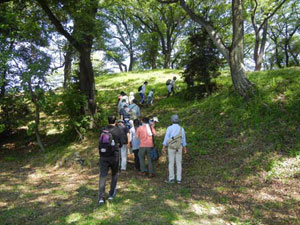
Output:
[1,68,300,225]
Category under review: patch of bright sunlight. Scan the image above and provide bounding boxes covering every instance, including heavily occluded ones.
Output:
[46,128,61,135]
[164,199,180,208]
[66,212,82,224]
[171,203,228,225]
[267,156,300,179]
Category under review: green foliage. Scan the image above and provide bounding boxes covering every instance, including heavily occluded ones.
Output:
[181,28,224,96]
[0,94,30,136]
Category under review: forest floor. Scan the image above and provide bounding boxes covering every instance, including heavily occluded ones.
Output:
[1,69,300,224]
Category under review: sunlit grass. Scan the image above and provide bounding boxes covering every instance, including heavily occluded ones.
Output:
[1,67,300,224]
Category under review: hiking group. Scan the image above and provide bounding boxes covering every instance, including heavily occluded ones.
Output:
[97,77,186,206]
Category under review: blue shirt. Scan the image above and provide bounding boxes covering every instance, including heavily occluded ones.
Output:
[162,124,187,147]
[130,127,140,150]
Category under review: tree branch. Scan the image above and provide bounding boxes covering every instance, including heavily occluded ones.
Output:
[157,0,178,3]
[177,0,229,60]
[36,0,81,51]
[0,0,12,3]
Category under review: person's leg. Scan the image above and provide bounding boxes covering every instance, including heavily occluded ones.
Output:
[139,92,143,104]
[120,144,127,170]
[168,148,176,181]
[141,93,145,104]
[109,155,119,198]
[146,147,154,174]
[175,149,183,182]
[138,147,147,172]
[98,158,109,201]
[133,149,140,170]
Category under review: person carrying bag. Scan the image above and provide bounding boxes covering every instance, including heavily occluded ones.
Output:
[162,115,187,184]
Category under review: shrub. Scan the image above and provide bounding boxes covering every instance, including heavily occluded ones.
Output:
[181,28,224,95]
[0,94,30,137]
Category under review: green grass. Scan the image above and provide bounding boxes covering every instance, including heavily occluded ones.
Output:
[1,67,300,224]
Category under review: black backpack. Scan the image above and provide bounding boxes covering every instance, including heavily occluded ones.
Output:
[138,85,142,92]
[166,79,171,85]
[98,128,116,157]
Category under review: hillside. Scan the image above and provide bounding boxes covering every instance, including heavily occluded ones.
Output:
[1,68,300,224]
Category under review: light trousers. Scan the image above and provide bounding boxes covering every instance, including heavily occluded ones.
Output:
[168,147,183,181]
[120,144,128,170]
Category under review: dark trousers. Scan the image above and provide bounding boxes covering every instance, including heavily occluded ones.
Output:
[139,92,145,104]
[98,153,119,200]
[133,149,140,171]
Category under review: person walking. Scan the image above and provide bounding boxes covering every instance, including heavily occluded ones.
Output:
[98,115,123,206]
[129,119,141,171]
[136,117,157,177]
[129,99,141,120]
[139,81,148,104]
[162,115,187,184]
[147,89,155,105]
[117,120,130,172]
[129,91,135,105]
[167,77,177,97]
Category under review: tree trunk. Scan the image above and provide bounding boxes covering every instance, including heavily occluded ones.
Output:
[78,49,96,117]
[230,0,253,98]
[63,44,73,89]
[229,51,253,98]
[151,57,157,69]
[128,51,134,71]
[163,51,171,69]
[254,22,268,71]
[284,41,289,67]
[0,68,7,99]
[34,103,45,152]
[118,63,124,72]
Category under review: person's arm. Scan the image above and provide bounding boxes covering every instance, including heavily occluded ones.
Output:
[127,132,131,148]
[182,128,187,154]
[150,126,157,136]
[136,127,140,138]
[162,127,170,153]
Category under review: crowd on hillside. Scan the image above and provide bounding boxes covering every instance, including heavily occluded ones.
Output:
[97,77,187,206]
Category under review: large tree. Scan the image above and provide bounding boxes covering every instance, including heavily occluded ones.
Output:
[103,4,138,71]
[134,0,187,69]
[36,0,99,118]
[158,0,254,98]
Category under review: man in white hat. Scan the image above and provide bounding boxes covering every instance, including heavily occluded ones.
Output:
[162,114,187,184]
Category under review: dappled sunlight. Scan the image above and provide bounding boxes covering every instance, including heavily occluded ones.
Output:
[1,68,300,224]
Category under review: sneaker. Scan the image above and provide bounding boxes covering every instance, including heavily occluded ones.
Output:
[177,180,182,184]
[108,196,114,201]
[98,198,105,206]
[164,179,175,184]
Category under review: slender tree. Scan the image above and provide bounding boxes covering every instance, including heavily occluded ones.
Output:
[250,0,288,71]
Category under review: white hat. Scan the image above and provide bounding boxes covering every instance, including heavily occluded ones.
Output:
[153,117,159,122]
